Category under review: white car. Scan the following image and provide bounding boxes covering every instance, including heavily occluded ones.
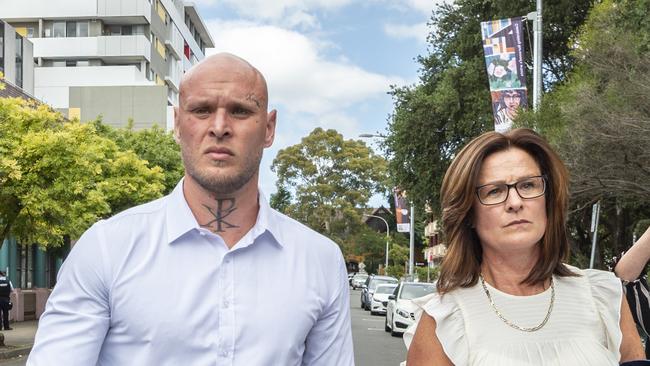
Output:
[350,273,368,289]
[370,283,398,315]
[386,282,436,336]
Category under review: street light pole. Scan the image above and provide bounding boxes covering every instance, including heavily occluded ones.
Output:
[408,205,414,278]
[363,214,390,269]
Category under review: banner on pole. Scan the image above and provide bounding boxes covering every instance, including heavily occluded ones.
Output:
[394,189,411,233]
[480,17,528,133]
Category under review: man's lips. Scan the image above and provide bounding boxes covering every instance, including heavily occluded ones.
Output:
[204,147,234,160]
[505,219,531,227]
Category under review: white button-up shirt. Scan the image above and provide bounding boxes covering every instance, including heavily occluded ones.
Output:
[28,181,354,365]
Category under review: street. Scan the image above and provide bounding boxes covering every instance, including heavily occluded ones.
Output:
[0,289,406,366]
[350,288,407,366]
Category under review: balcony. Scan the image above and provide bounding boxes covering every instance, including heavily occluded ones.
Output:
[31,35,151,61]
[165,58,182,92]
[97,0,152,23]
[165,24,183,60]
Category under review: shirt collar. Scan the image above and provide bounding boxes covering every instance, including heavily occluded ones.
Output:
[165,179,200,244]
[165,179,285,248]
[255,191,285,248]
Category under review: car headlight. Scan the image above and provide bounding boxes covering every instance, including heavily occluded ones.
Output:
[396,309,410,318]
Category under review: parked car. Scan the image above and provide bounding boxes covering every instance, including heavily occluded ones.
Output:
[386,282,436,336]
[361,275,398,310]
[350,273,368,289]
[370,283,398,316]
[348,272,356,285]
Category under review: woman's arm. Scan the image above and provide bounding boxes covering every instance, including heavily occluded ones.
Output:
[615,226,650,282]
[619,294,645,362]
[406,313,454,366]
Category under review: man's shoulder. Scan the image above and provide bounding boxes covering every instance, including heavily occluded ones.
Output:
[100,194,169,228]
[268,209,340,253]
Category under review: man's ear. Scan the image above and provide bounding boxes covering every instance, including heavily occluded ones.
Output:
[173,106,181,143]
[264,109,277,148]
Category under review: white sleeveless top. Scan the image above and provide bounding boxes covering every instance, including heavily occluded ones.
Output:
[403,266,623,365]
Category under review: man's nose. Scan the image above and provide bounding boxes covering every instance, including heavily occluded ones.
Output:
[209,109,231,138]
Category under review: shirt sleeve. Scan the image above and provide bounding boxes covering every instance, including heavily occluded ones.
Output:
[584,268,623,360]
[27,222,111,366]
[302,247,354,366]
[403,292,469,365]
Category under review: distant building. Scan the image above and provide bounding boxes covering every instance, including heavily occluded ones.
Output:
[0,0,214,129]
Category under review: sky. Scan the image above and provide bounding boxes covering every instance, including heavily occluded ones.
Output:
[192,0,448,205]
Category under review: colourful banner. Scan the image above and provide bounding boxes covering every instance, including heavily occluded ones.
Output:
[481,17,528,133]
[394,189,410,233]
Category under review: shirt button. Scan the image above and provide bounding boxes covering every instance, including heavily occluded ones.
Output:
[223,300,229,308]
[220,350,229,357]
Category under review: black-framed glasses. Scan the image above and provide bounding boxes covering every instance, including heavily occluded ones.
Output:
[475,175,546,205]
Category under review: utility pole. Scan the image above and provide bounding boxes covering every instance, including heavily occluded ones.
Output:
[408,205,415,279]
[528,0,543,110]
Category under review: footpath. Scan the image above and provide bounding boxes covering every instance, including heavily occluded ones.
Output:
[0,321,37,360]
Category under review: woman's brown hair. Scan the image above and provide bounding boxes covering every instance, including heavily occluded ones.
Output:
[436,128,576,294]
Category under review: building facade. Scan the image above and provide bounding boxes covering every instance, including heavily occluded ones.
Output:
[0,0,214,129]
[0,19,34,95]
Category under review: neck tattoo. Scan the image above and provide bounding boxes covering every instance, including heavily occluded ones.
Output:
[200,198,240,233]
[479,274,555,332]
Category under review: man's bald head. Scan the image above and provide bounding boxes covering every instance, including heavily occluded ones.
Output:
[179,53,269,111]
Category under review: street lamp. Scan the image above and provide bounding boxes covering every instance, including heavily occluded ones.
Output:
[363,214,390,269]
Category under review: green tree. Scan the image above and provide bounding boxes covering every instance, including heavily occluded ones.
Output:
[384,0,594,213]
[271,128,388,245]
[518,0,650,265]
[0,98,165,249]
[91,120,183,194]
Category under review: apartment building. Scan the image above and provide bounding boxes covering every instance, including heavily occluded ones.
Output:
[0,19,35,96]
[0,0,214,129]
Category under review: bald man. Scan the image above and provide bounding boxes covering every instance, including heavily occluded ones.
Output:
[28,53,354,365]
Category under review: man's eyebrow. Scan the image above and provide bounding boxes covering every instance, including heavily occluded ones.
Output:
[246,93,261,109]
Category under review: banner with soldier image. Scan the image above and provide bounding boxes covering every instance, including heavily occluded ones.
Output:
[480,17,528,133]
[394,189,410,233]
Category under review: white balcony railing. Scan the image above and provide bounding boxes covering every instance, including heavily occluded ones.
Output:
[165,24,183,60]
[165,58,182,92]
[31,35,151,61]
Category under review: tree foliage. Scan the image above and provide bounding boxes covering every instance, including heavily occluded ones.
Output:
[0,97,165,249]
[91,120,183,194]
[384,0,594,213]
[271,128,388,245]
[518,0,650,264]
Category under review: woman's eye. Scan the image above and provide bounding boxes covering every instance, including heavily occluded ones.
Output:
[487,187,503,196]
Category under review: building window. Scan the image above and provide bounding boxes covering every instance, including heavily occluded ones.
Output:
[183,42,190,59]
[66,22,77,37]
[77,60,90,66]
[66,60,77,67]
[15,34,23,88]
[78,22,89,37]
[122,25,133,35]
[52,60,65,67]
[0,24,4,74]
[53,21,65,37]
[26,26,35,38]
[133,25,145,35]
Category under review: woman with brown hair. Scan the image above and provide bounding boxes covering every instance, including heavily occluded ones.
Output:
[404,128,644,365]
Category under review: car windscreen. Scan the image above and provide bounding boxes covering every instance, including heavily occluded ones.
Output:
[375,285,397,294]
[370,279,397,290]
[400,284,436,300]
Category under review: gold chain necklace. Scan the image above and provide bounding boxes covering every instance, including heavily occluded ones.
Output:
[479,274,555,332]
